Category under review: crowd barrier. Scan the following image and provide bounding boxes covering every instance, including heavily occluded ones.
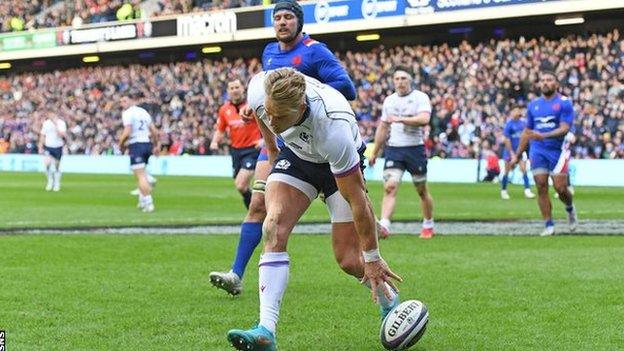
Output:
[0,154,622,186]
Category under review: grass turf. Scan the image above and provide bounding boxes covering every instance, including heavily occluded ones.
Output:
[1,172,623,229]
[0,234,622,350]
[1,172,623,350]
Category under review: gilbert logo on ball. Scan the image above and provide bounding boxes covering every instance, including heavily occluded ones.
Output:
[380,300,428,350]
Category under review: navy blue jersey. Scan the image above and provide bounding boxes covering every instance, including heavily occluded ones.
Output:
[262,34,356,100]
[503,118,526,152]
[526,94,574,151]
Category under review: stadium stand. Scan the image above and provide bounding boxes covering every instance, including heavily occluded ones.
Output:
[0,30,622,159]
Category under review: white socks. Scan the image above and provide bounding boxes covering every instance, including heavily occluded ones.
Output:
[423,218,434,229]
[258,252,289,334]
[379,218,391,230]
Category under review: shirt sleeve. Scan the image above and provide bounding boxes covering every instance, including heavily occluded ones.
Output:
[122,111,132,127]
[317,119,360,176]
[311,43,356,101]
[560,98,574,125]
[415,92,432,114]
[58,121,67,133]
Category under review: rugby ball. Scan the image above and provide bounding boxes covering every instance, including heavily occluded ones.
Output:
[380,300,428,350]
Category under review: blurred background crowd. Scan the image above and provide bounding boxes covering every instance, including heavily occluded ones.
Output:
[0,17,622,159]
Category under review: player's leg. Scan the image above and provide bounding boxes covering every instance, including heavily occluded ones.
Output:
[379,168,403,234]
[43,149,54,191]
[552,152,577,232]
[234,168,254,209]
[519,157,535,198]
[130,144,153,212]
[415,181,434,239]
[52,150,62,192]
[501,161,512,199]
[210,160,271,295]
[533,173,554,236]
[405,145,434,238]
[227,173,312,350]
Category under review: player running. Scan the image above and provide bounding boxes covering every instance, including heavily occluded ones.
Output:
[369,66,435,239]
[210,78,262,209]
[227,68,402,351]
[511,69,578,236]
[39,112,67,192]
[118,94,160,212]
[209,0,357,296]
[500,104,536,200]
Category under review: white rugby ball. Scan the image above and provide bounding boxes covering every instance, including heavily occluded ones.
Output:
[380,299,428,350]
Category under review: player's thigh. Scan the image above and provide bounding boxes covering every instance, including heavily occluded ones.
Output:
[404,146,427,181]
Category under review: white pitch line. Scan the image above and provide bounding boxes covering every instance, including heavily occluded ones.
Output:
[3,220,624,235]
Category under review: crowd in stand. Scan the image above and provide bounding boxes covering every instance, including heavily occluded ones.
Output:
[1,30,623,159]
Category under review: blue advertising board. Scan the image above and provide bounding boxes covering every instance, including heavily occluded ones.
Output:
[264,0,560,26]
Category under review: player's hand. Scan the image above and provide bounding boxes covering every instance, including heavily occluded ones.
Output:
[209,141,219,151]
[119,144,126,154]
[152,146,160,156]
[368,154,377,167]
[361,258,403,302]
[240,106,254,122]
[386,115,400,124]
[254,139,264,149]
[38,146,44,154]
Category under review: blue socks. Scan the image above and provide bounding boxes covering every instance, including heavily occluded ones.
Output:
[501,175,509,190]
[523,174,530,189]
[545,219,554,228]
[231,222,263,278]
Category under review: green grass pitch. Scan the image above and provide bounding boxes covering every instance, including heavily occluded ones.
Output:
[1,172,623,350]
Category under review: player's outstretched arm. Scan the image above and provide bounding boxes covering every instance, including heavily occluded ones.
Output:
[334,170,403,301]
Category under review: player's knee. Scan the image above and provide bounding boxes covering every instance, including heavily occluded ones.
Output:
[337,254,362,277]
[235,182,249,194]
[384,182,398,195]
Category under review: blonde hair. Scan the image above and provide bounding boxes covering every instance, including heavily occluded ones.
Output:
[264,68,306,116]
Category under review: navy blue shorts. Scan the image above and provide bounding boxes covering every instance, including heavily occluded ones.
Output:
[231,146,260,178]
[270,146,366,199]
[43,146,63,160]
[129,142,152,169]
[383,145,427,176]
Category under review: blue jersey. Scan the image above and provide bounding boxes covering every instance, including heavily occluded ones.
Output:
[503,118,526,152]
[262,34,356,100]
[526,94,574,151]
